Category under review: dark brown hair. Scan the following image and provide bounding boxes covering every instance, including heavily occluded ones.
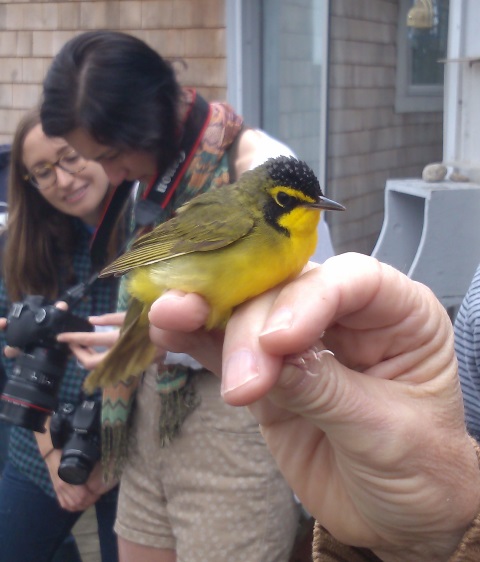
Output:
[3,107,125,301]
[41,30,182,175]
[4,107,77,299]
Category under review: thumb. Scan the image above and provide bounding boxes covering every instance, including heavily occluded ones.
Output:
[265,345,399,446]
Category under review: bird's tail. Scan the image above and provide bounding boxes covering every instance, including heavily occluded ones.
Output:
[83,297,157,394]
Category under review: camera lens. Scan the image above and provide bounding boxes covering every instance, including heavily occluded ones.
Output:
[58,456,93,485]
[0,378,57,433]
[0,399,52,434]
[0,347,66,432]
[57,426,100,485]
[0,294,94,434]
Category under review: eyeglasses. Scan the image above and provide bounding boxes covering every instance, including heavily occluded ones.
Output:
[24,150,88,190]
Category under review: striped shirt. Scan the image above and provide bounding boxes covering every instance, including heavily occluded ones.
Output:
[454,264,480,441]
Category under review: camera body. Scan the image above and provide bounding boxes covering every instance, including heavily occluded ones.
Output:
[0,295,93,433]
[50,400,101,485]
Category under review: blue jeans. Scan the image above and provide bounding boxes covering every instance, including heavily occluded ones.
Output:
[0,462,119,562]
[0,422,10,475]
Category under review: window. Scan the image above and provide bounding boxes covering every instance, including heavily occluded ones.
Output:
[395,0,449,113]
[226,0,329,186]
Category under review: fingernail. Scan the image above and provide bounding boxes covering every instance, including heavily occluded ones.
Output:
[222,349,260,396]
[260,306,293,336]
[285,348,334,378]
[158,290,186,301]
[150,291,186,311]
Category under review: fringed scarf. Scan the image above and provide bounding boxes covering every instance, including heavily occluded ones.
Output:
[101,94,244,480]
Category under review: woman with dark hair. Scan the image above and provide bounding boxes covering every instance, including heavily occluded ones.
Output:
[41,30,182,187]
[0,106,126,562]
[41,30,335,562]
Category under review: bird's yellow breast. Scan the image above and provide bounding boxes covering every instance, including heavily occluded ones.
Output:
[127,206,320,329]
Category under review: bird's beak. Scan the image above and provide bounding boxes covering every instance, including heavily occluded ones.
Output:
[309,195,345,212]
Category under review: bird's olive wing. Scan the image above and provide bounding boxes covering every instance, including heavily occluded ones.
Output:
[101,197,255,276]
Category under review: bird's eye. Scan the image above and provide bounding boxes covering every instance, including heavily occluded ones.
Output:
[276,191,295,208]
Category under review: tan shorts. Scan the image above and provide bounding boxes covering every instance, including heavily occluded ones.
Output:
[115,367,300,561]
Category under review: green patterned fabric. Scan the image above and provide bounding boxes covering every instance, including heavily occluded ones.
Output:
[101,93,244,477]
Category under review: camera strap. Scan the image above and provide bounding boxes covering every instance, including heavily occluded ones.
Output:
[89,90,211,270]
[89,180,136,269]
[135,91,211,228]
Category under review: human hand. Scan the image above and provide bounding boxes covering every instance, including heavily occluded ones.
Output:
[0,316,20,359]
[148,253,480,562]
[148,290,223,375]
[44,449,100,511]
[1,303,69,359]
[84,462,118,496]
[57,312,124,370]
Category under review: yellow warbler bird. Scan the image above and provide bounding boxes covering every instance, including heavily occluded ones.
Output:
[83,156,344,393]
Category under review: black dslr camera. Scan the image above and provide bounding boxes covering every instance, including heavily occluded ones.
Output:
[50,400,101,485]
[0,294,93,433]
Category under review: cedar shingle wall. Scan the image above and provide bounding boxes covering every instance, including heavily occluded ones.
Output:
[0,0,445,255]
[327,0,443,254]
[0,0,227,144]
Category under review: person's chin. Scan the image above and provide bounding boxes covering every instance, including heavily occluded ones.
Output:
[130,174,152,183]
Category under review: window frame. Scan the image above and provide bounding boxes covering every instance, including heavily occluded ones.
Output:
[225,0,330,189]
[395,0,446,113]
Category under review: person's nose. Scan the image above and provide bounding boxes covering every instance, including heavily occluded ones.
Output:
[101,161,128,187]
[55,167,75,188]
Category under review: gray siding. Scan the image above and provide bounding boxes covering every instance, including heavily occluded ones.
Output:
[327,0,443,254]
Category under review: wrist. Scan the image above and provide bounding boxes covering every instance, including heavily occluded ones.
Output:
[376,437,480,562]
[42,447,55,461]
[43,448,61,468]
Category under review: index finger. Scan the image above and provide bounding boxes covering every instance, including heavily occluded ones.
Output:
[255,254,380,355]
[258,253,416,355]
[88,312,126,326]
[257,253,454,388]
[220,287,284,405]
[56,330,119,347]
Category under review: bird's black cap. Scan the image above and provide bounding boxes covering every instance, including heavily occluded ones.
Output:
[265,156,322,199]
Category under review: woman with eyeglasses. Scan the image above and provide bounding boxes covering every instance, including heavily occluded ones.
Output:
[0,107,126,562]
